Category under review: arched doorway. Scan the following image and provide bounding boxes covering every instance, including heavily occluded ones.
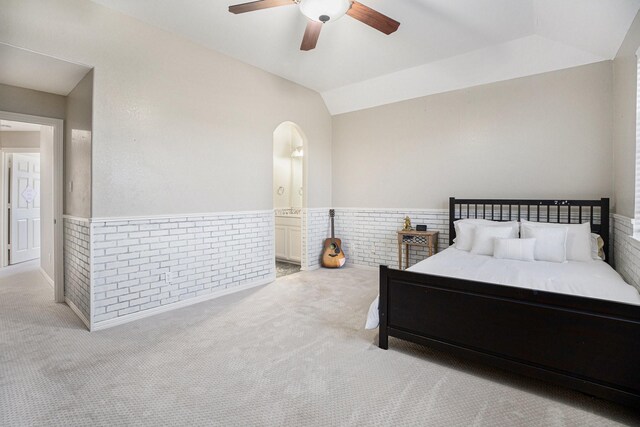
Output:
[273,121,307,277]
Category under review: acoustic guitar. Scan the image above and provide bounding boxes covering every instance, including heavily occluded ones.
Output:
[322,209,346,268]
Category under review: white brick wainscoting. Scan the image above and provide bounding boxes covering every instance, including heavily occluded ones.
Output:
[63,217,91,327]
[332,208,449,269]
[89,210,275,329]
[301,208,331,270]
[61,208,638,330]
[612,214,640,292]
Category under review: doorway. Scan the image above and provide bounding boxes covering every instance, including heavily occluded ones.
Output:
[273,121,306,278]
[0,112,64,302]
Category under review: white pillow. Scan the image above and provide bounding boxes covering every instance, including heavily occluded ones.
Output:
[470,225,519,256]
[494,238,536,262]
[520,220,591,262]
[454,219,519,251]
[454,221,479,251]
[590,233,605,260]
[521,225,568,263]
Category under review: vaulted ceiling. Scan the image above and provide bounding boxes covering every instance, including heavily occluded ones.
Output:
[91,0,640,114]
[0,43,92,96]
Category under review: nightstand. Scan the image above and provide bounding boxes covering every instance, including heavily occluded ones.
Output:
[397,230,439,270]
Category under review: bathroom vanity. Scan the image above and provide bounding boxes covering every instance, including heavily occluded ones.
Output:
[275,210,301,264]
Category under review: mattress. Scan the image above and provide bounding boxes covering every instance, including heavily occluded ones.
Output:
[365,247,640,329]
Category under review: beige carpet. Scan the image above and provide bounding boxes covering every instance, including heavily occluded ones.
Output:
[1,262,639,426]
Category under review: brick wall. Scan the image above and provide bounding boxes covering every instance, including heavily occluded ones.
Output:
[63,207,637,330]
[91,211,275,326]
[63,217,91,325]
[333,208,449,269]
[301,208,330,270]
[612,214,640,292]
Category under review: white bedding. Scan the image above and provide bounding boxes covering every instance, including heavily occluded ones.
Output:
[365,247,640,329]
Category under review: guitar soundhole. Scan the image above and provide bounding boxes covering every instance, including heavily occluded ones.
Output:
[329,243,340,256]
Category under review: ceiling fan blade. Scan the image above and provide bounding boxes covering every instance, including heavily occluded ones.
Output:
[229,0,295,14]
[347,1,400,35]
[300,20,322,51]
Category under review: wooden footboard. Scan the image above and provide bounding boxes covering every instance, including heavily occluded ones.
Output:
[379,265,640,409]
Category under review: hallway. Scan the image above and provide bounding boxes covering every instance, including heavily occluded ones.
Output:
[0,260,81,329]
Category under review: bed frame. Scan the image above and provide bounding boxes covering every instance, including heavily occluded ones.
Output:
[379,197,640,409]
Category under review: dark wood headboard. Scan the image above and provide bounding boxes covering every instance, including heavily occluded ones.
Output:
[448,197,610,263]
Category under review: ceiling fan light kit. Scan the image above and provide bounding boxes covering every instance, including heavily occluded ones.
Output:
[228,0,399,51]
[299,0,351,23]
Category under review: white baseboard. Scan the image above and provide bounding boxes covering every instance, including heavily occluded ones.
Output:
[300,265,320,271]
[65,297,90,330]
[39,267,54,288]
[91,274,275,331]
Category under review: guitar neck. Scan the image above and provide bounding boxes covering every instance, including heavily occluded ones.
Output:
[331,216,335,239]
[329,209,336,240]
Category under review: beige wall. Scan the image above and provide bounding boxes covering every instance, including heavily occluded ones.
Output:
[0,0,332,217]
[40,126,55,279]
[613,11,640,217]
[65,69,92,218]
[332,62,614,209]
[0,131,40,148]
[0,83,66,120]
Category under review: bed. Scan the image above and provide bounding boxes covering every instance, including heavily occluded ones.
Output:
[376,197,640,409]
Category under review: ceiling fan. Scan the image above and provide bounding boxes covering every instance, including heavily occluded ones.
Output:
[228,0,400,51]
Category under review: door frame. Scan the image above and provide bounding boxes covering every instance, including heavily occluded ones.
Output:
[273,121,308,269]
[0,111,64,302]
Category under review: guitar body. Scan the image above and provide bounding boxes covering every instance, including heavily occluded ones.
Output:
[321,209,346,268]
[322,237,345,268]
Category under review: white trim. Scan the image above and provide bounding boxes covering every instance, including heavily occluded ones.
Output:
[0,147,40,153]
[0,111,64,303]
[0,41,93,71]
[304,207,448,214]
[90,209,274,223]
[62,215,90,223]
[611,214,640,245]
[302,207,331,212]
[300,265,320,272]
[0,151,9,267]
[65,297,90,330]
[628,234,640,252]
[91,274,275,331]
[89,221,95,331]
[332,207,448,213]
[612,213,633,222]
[39,267,54,287]
[53,118,64,303]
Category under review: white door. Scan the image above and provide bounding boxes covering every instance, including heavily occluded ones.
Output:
[10,153,41,264]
